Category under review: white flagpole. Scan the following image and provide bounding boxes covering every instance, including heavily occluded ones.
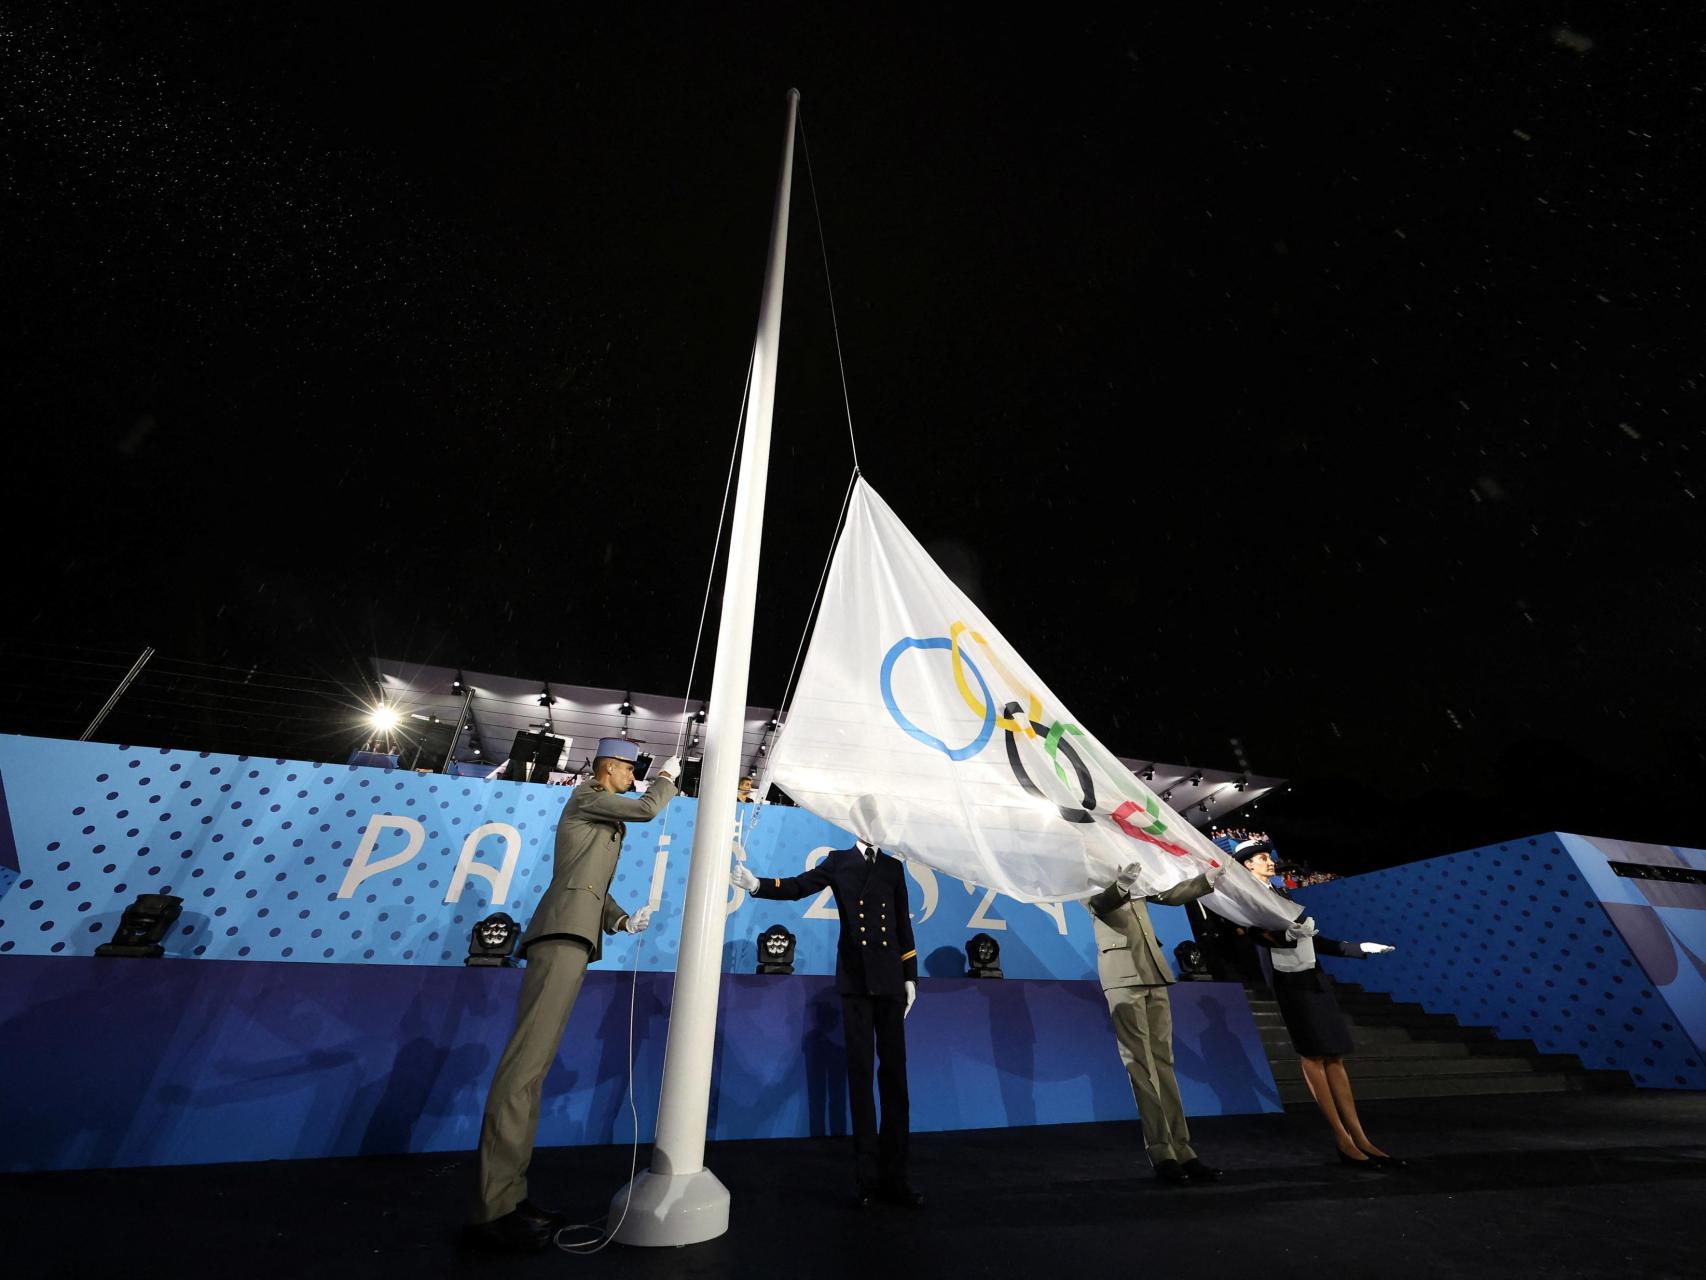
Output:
[611,87,800,1248]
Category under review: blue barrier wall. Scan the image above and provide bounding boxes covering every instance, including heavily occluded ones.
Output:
[0,956,1278,1172]
[0,736,1197,980]
[1294,832,1706,1090]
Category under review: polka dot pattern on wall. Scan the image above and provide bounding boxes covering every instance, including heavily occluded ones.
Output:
[0,741,573,966]
[1295,833,1706,1090]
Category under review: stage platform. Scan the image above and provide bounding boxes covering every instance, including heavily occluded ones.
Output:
[0,957,1277,1172]
[6,1092,1700,1278]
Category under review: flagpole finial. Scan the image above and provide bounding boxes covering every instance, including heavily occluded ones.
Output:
[788,87,801,103]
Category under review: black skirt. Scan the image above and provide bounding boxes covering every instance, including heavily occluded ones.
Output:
[1271,965,1356,1057]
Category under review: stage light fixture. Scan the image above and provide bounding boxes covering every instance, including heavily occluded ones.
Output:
[96,893,184,958]
[1190,772,1203,787]
[1162,789,1173,802]
[966,932,1004,979]
[757,743,768,755]
[451,672,466,693]
[537,686,555,708]
[694,705,707,723]
[1174,940,1211,980]
[1198,801,1208,813]
[1140,765,1155,781]
[368,704,399,732]
[1234,776,1247,791]
[466,912,520,967]
[620,693,635,716]
[756,924,796,975]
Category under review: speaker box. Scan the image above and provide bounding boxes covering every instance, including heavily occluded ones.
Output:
[504,731,567,783]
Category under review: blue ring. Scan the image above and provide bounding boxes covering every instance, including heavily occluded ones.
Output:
[879,636,996,761]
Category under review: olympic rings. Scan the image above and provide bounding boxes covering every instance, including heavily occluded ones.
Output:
[880,636,996,761]
[1112,798,1195,859]
[1000,701,1097,823]
[950,622,1042,738]
[881,623,1194,855]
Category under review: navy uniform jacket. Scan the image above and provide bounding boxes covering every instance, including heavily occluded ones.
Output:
[751,847,918,997]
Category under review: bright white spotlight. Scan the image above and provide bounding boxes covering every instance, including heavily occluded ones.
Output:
[369,705,400,732]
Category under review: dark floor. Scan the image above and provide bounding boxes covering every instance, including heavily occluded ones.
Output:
[6,1092,1704,1279]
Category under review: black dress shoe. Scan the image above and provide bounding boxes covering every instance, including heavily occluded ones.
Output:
[463,1210,553,1253]
[1336,1149,1378,1169]
[1153,1160,1192,1186]
[513,1199,567,1231]
[1180,1159,1224,1182]
[877,1182,925,1208]
[1364,1154,1408,1171]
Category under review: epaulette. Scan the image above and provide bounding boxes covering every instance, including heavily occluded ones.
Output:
[589,782,605,793]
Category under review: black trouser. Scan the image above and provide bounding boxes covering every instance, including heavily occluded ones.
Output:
[841,992,909,1189]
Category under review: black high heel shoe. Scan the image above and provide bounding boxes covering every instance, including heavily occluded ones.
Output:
[1336,1148,1378,1168]
[1362,1153,1407,1171]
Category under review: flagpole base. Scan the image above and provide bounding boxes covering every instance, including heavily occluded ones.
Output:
[607,1168,730,1247]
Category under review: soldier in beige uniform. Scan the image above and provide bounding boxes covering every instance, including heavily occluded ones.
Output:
[1085,858,1228,1187]
[468,737,680,1252]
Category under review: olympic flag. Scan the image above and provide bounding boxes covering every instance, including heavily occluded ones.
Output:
[765,479,1297,928]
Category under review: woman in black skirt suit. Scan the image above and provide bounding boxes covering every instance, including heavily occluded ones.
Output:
[1231,845,1403,1170]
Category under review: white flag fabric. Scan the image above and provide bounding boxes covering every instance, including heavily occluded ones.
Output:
[767,479,1298,929]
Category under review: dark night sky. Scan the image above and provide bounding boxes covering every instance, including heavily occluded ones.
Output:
[6,3,1704,869]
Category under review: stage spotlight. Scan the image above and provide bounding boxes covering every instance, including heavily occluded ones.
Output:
[466,912,520,967]
[1140,765,1155,781]
[452,672,466,694]
[758,743,768,755]
[1162,789,1173,802]
[1173,940,1211,980]
[1234,776,1247,791]
[756,924,796,975]
[1198,801,1208,813]
[966,932,1004,979]
[96,893,184,958]
[620,693,635,716]
[1190,772,1203,787]
[369,704,399,732]
[537,686,555,708]
[694,705,707,723]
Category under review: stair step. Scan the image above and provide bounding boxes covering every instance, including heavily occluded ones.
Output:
[1276,1071,1582,1102]
[1348,1039,1473,1059]
[1347,1011,1476,1029]
[1352,1056,1540,1077]
[1349,1022,1501,1044]
[1244,980,1629,1105]
[1265,1054,1541,1080]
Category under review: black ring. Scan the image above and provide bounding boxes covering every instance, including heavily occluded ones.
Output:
[1000,701,1097,823]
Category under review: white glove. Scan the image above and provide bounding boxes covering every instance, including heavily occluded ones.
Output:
[623,904,654,934]
[1204,861,1227,886]
[1360,942,1396,955]
[656,754,682,781]
[904,980,916,1018]
[1115,861,1146,893]
[1285,916,1319,940]
[730,863,759,892]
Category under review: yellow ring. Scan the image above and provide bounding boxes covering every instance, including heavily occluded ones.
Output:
[950,622,1037,737]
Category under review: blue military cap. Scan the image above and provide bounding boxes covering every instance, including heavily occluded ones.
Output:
[594,737,639,763]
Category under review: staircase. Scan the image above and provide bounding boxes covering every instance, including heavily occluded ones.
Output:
[1244,980,1633,1104]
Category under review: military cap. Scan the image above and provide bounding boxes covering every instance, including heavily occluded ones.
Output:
[594,737,639,763]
